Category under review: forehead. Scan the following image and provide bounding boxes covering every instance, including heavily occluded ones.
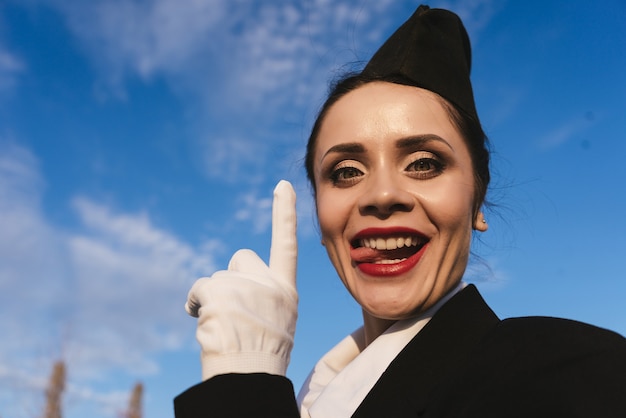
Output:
[315,82,465,157]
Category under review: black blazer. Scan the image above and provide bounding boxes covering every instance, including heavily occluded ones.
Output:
[174,285,626,417]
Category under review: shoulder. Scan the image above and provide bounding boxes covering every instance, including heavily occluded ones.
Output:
[490,315,626,360]
[420,298,626,417]
[481,315,626,385]
[426,316,626,417]
[476,315,626,381]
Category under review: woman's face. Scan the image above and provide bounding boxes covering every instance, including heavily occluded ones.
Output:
[313,82,485,321]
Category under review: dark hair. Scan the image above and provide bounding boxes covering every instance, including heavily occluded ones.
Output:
[304,73,490,217]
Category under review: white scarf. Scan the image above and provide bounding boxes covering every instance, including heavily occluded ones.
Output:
[296,282,466,418]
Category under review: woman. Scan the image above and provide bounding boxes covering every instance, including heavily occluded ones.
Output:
[175,5,626,417]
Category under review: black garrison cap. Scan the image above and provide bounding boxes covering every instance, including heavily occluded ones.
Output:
[362,5,478,121]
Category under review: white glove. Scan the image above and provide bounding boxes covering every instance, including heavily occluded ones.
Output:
[185,180,298,381]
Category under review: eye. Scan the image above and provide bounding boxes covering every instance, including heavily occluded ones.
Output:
[409,159,437,172]
[406,156,444,179]
[330,165,364,186]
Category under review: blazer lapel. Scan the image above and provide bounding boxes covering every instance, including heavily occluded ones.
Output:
[352,285,500,417]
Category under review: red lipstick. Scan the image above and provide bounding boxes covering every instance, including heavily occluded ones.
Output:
[350,227,429,277]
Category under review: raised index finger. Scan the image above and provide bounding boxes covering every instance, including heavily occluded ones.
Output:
[269,180,297,287]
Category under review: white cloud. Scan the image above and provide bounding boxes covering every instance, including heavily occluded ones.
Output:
[42,0,403,109]
[0,141,72,418]
[437,0,503,41]
[232,181,321,240]
[0,46,24,92]
[67,197,218,375]
[537,115,595,150]
[48,0,226,82]
[33,0,500,184]
[201,135,268,182]
[0,140,221,414]
[0,140,70,334]
[234,190,273,234]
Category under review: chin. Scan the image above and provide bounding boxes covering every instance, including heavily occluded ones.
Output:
[360,294,427,321]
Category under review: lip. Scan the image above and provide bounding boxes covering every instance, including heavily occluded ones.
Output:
[350,227,429,277]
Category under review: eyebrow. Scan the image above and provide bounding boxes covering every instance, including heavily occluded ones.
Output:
[322,134,454,161]
[396,134,454,151]
[321,142,365,161]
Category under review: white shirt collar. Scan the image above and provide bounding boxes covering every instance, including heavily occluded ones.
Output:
[297,282,466,418]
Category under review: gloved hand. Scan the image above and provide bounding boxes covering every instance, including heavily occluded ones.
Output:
[185,180,298,381]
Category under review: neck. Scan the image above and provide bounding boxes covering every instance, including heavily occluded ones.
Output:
[362,312,396,346]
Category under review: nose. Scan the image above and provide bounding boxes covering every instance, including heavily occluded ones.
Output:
[358,171,415,218]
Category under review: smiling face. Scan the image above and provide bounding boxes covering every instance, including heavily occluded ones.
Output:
[313,82,486,331]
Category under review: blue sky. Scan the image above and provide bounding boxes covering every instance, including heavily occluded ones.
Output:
[1,0,625,416]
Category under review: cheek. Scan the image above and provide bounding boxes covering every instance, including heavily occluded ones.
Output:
[316,190,345,240]
[315,190,352,280]
[421,178,476,230]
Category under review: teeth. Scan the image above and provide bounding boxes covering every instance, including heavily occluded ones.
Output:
[359,236,421,250]
[374,258,408,264]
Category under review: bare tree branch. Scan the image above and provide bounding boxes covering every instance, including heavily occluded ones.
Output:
[126,382,143,418]
[43,360,65,418]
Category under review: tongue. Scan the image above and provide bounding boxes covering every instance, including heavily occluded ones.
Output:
[350,247,381,263]
[350,246,418,263]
